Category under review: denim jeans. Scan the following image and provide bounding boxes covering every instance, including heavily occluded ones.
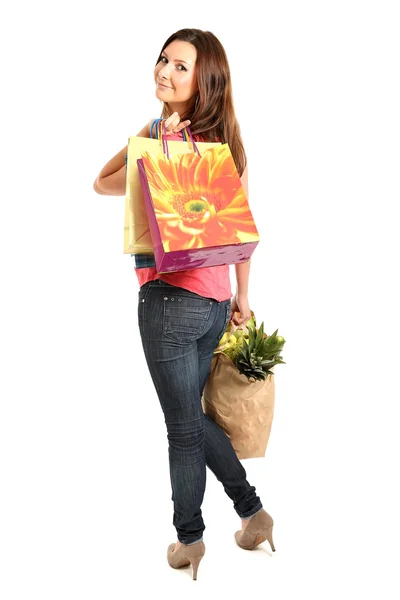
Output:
[138,279,263,545]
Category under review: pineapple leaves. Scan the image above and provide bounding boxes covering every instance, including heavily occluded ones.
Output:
[214,315,285,382]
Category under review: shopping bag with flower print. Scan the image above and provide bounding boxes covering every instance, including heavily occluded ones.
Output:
[137,125,260,273]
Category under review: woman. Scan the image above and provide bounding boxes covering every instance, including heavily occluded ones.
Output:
[93,28,275,581]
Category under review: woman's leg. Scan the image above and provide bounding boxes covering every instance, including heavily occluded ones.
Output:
[197,301,263,519]
[204,416,263,518]
[138,280,216,545]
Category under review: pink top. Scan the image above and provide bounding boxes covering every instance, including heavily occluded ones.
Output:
[135,264,232,302]
[134,131,232,302]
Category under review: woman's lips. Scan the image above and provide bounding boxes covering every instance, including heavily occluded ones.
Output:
[157,81,173,89]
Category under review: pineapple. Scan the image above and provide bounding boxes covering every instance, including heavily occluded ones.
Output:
[234,322,286,382]
[214,311,286,382]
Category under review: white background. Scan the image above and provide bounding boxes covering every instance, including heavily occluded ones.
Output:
[1,1,399,598]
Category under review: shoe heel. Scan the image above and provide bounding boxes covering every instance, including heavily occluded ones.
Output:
[190,554,203,580]
[185,542,205,580]
[264,525,276,552]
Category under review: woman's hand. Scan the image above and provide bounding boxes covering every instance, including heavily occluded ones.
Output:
[163,112,191,135]
[230,292,251,327]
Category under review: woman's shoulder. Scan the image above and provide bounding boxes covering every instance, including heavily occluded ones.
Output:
[135,118,164,138]
[135,120,158,139]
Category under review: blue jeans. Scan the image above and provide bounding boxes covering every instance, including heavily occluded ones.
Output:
[138,279,263,545]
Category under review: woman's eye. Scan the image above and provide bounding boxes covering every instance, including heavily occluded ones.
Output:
[160,57,186,71]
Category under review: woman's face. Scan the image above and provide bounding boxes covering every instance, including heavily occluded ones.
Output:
[154,40,198,108]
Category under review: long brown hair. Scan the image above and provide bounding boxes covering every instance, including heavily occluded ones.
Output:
[156,29,247,176]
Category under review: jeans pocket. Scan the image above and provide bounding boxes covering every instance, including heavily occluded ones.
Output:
[162,294,213,343]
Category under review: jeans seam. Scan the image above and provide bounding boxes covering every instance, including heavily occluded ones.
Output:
[169,458,204,467]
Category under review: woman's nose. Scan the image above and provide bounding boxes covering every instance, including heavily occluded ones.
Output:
[158,64,171,79]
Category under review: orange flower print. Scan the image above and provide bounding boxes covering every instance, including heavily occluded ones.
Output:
[141,145,259,252]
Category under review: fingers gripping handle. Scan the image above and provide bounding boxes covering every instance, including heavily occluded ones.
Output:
[150,118,201,158]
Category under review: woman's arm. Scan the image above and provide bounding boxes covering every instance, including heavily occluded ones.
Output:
[230,164,252,325]
[93,114,191,195]
[235,164,250,295]
[235,259,251,296]
[93,145,128,195]
[231,260,251,324]
[93,121,152,196]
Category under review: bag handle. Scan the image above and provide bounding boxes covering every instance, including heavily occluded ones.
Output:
[181,126,201,155]
[150,119,201,158]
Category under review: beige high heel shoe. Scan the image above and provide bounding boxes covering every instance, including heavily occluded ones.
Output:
[167,541,206,580]
[235,509,276,551]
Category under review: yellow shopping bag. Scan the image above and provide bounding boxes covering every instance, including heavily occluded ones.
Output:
[123,126,221,254]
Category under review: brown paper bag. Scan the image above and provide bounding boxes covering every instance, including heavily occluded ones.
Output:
[202,353,275,459]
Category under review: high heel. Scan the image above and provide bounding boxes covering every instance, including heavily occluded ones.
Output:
[235,508,276,552]
[167,541,206,580]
